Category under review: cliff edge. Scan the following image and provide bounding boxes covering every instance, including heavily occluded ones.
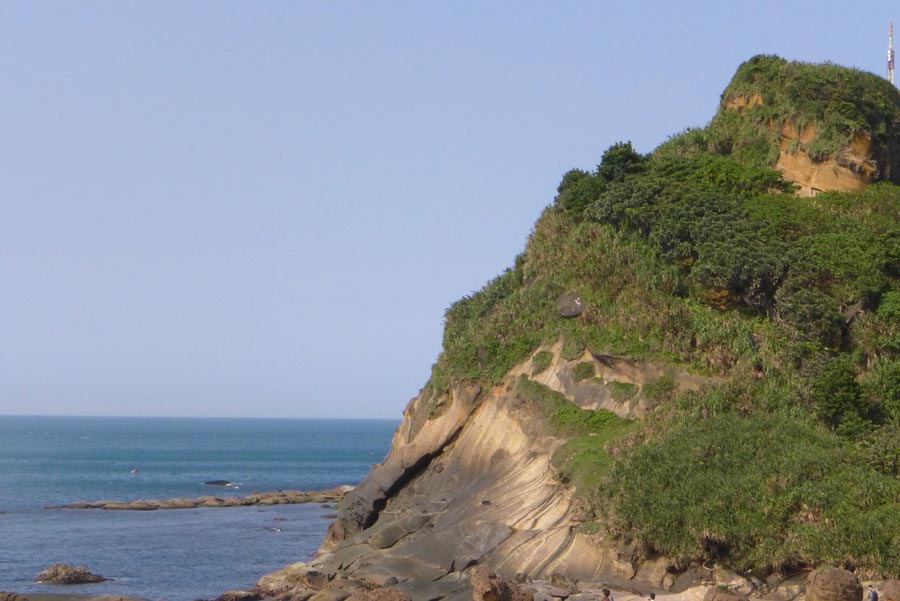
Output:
[252,56,900,600]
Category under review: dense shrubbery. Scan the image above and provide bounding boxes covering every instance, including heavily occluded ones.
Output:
[605,407,900,573]
[421,56,900,575]
[659,54,900,168]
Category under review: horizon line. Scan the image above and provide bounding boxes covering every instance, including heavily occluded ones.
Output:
[0,413,400,421]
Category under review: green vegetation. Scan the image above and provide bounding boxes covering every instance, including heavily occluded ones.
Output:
[422,56,900,575]
[643,375,676,403]
[604,407,900,573]
[660,54,900,167]
[516,376,637,497]
[573,361,596,382]
[531,350,554,374]
[608,381,638,402]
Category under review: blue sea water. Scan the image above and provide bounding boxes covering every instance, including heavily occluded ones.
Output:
[0,416,397,601]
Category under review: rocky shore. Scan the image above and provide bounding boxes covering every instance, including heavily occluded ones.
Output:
[45,486,352,511]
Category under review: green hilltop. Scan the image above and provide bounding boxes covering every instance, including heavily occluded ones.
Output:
[424,56,900,576]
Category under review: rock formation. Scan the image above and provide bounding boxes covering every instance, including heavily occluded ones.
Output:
[245,55,900,601]
[805,568,862,601]
[35,563,107,584]
[48,486,350,511]
[248,344,714,600]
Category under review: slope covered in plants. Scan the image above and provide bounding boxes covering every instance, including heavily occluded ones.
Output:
[424,56,900,576]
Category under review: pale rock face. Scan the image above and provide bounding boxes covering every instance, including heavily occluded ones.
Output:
[722,93,886,197]
[254,345,718,600]
[775,123,875,197]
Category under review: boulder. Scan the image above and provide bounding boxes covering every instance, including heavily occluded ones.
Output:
[884,582,900,601]
[216,590,261,601]
[253,561,333,599]
[470,567,533,601]
[557,293,584,318]
[35,563,107,584]
[703,588,748,601]
[806,568,862,601]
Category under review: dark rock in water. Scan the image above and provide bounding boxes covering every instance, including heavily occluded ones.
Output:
[806,567,861,601]
[35,563,107,584]
[557,293,583,318]
[204,480,233,486]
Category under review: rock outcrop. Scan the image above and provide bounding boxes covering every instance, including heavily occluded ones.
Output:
[882,581,900,601]
[35,563,107,584]
[48,486,350,511]
[250,344,713,600]
[805,568,862,601]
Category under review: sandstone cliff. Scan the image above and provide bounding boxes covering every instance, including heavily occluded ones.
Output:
[250,55,900,601]
[254,346,716,600]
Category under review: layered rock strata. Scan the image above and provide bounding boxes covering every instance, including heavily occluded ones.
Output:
[251,344,713,600]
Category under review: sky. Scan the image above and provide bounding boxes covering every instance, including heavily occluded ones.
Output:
[1,1,897,419]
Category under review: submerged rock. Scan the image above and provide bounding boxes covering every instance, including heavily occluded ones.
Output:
[35,563,107,584]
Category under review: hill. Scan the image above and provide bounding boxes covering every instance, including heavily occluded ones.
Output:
[256,56,900,600]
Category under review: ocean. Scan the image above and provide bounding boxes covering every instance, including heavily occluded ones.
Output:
[0,416,397,601]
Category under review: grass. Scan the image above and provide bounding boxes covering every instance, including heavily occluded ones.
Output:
[604,406,900,575]
[659,55,900,169]
[573,361,596,382]
[532,350,553,374]
[609,381,638,402]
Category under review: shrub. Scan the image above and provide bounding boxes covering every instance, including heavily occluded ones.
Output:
[609,381,639,402]
[531,350,554,374]
[573,361,596,382]
[604,410,900,573]
[644,375,676,403]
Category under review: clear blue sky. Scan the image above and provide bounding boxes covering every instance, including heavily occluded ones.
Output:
[1,2,895,418]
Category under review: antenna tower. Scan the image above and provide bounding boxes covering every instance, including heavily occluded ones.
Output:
[890,22,896,85]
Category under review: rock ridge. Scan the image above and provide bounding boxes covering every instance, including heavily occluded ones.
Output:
[47,486,351,511]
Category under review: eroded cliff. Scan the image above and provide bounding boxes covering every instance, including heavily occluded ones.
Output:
[249,55,900,601]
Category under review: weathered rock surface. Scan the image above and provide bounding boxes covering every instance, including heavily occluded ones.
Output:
[246,346,721,601]
[216,591,262,601]
[346,590,412,601]
[702,588,747,601]
[470,567,532,601]
[806,568,862,601]
[35,564,107,584]
[883,581,900,601]
[722,94,897,197]
[48,486,351,511]
[556,293,584,318]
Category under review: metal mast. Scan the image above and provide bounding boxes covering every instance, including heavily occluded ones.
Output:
[890,22,895,85]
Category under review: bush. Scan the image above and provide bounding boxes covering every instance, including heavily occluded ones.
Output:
[573,361,596,382]
[609,381,639,401]
[604,410,900,573]
[531,350,554,374]
[644,375,676,403]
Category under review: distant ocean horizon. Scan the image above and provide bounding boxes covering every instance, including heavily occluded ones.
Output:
[0,415,397,601]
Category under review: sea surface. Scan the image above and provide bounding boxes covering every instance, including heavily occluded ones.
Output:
[0,416,397,601]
